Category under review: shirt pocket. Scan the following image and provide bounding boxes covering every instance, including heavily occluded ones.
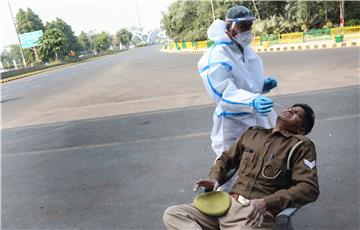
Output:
[239,151,255,173]
[262,159,284,180]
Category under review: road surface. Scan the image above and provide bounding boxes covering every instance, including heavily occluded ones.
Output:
[1,46,359,229]
[1,45,359,128]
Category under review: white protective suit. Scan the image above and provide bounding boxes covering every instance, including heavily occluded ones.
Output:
[198,19,277,190]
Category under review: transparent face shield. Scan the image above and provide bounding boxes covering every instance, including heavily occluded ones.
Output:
[226,17,255,47]
[226,17,255,31]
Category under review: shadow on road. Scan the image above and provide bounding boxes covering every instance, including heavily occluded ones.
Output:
[0,97,23,104]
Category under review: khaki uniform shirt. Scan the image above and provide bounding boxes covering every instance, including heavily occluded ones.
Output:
[208,126,319,215]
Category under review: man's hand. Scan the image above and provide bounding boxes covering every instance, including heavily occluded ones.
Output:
[263,77,277,93]
[245,199,267,227]
[253,96,273,116]
[193,179,219,192]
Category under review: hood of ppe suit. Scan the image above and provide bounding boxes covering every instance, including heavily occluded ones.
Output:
[207,19,232,43]
[201,19,262,94]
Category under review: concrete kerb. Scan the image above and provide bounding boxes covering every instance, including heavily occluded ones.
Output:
[161,40,359,54]
[253,40,359,53]
[0,62,79,84]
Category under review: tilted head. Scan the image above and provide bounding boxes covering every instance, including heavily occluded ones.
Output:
[277,104,315,135]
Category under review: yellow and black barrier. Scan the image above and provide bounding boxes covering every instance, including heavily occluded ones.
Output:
[163,25,360,52]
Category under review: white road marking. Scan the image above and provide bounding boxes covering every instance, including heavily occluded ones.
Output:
[30,84,40,88]
[23,77,35,82]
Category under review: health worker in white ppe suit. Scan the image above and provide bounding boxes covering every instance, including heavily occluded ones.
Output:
[197,6,278,191]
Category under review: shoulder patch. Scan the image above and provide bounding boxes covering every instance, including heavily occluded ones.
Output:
[304,159,316,169]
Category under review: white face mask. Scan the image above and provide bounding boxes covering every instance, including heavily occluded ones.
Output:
[233,30,252,47]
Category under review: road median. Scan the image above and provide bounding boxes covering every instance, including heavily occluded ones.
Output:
[162,39,359,54]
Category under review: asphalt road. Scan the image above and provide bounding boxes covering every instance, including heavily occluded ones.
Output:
[2,86,359,230]
[1,46,360,229]
[1,46,359,128]
[1,54,131,125]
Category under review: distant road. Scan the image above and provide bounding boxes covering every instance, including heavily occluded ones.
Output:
[1,45,359,128]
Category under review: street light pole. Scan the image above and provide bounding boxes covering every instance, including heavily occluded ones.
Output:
[210,0,215,21]
[252,0,261,20]
[8,0,27,68]
[135,2,142,31]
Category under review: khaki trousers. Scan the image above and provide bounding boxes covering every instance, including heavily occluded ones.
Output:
[163,197,274,230]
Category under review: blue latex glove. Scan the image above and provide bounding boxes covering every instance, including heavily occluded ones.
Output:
[263,77,277,93]
[253,96,273,116]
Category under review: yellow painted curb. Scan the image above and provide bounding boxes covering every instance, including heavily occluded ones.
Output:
[254,41,359,53]
[161,41,359,55]
[160,48,205,54]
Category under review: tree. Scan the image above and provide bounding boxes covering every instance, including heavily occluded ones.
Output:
[85,30,98,53]
[16,8,44,33]
[16,8,44,62]
[9,45,25,68]
[45,18,80,56]
[116,29,132,48]
[1,50,14,69]
[161,0,360,41]
[344,1,360,24]
[38,28,66,61]
[0,45,35,69]
[23,48,35,64]
[0,50,13,69]
[94,32,111,53]
[161,0,198,42]
[77,31,91,53]
[192,1,215,41]
[111,35,120,50]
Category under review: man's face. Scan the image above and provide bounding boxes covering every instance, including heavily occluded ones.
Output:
[278,106,306,134]
[230,21,253,37]
[235,21,253,32]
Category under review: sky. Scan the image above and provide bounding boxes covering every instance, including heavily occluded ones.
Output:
[0,0,175,50]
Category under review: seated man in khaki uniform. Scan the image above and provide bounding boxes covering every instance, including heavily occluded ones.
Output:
[163,103,319,230]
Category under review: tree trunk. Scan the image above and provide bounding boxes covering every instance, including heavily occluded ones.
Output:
[33,47,40,62]
[339,0,345,27]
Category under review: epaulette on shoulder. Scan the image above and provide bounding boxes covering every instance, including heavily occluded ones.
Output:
[248,126,267,131]
[293,134,312,144]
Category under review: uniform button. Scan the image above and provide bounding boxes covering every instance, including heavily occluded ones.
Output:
[265,142,270,146]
